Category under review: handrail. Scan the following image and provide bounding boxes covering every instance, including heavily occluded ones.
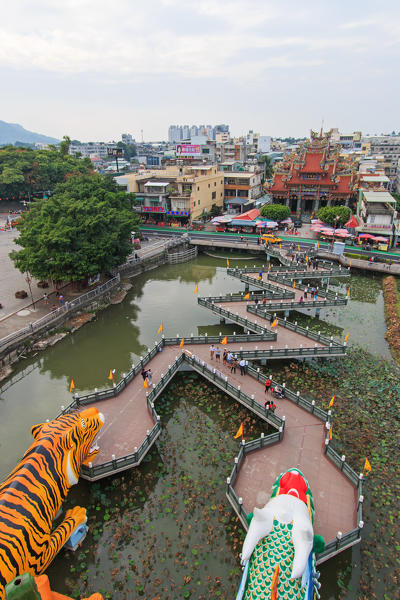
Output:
[246,365,329,422]
[0,274,121,353]
[267,272,346,300]
[247,305,345,348]
[197,297,277,337]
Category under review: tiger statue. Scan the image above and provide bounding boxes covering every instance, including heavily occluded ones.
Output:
[0,407,104,600]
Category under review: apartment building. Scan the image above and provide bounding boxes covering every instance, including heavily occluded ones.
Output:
[362,135,400,184]
[224,171,262,213]
[69,141,117,158]
[115,165,224,223]
[356,190,398,245]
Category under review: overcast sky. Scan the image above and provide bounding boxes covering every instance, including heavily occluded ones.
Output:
[1,0,399,142]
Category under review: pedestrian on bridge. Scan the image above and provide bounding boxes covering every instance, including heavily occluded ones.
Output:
[141,368,148,381]
[146,369,153,386]
[210,344,216,360]
[222,349,227,365]
[264,378,272,394]
[215,347,221,362]
[230,357,238,374]
[239,359,247,376]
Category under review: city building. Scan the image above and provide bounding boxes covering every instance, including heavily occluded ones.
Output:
[362,135,400,185]
[116,165,224,224]
[224,171,263,213]
[121,133,135,145]
[168,123,230,143]
[356,190,398,246]
[266,131,358,214]
[330,129,362,149]
[69,141,117,158]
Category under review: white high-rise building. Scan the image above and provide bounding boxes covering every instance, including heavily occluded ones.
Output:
[182,125,190,140]
[190,125,198,138]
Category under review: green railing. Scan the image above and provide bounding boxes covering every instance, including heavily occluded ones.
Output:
[246,365,329,422]
[227,269,295,298]
[197,297,277,337]
[184,353,284,430]
[163,333,276,346]
[249,297,347,310]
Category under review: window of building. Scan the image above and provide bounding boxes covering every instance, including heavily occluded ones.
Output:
[214,182,216,186]
[198,200,200,205]
[208,184,210,188]
[212,191,216,200]
[197,186,200,191]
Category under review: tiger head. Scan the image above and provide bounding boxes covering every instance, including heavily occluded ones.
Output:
[30,408,104,488]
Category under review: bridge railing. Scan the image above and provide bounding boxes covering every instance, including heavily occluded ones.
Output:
[250,298,347,309]
[183,352,285,430]
[163,333,277,346]
[226,432,283,528]
[198,297,277,338]
[227,270,295,298]
[268,272,346,301]
[246,365,329,422]
[0,274,121,355]
[247,305,345,349]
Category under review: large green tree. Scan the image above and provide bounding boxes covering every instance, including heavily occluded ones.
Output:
[258,155,274,179]
[10,174,140,282]
[0,144,92,199]
[317,205,351,226]
[260,203,291,221]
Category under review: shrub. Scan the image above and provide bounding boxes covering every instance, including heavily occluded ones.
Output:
[260,204,291,221]
[317,206,351,226]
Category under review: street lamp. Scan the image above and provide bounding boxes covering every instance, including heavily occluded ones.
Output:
[331,215,340,252]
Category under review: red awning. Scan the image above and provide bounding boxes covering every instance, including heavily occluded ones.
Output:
[232,208,260,221]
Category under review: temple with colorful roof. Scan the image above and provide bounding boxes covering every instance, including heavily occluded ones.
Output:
[266,130,358,215]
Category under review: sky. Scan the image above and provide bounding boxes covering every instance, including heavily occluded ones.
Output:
[1,0,399,142]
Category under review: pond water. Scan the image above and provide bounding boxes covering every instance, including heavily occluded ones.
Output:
[0,253,393,598]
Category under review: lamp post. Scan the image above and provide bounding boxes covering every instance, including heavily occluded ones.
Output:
[331,215,340,253]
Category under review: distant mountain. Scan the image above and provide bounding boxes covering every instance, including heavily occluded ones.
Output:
[0,120,59,146]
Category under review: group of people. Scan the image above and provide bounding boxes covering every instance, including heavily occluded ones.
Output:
[299,285,318,303]
[263,376,285,411]
[209,345,247,375]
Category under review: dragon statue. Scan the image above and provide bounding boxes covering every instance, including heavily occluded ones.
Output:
[236,469,324,600]
[0,408,104,600]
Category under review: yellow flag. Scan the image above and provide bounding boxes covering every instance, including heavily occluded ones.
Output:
[271,318,278,327]
[143,378,148,389]
[244,292,250,300]
[328,394,335,408]
[226,258,229,267]
[180,337,184,348]
[234,423,243,439]
[347,288,350,297]
[157,321,163,334]
[221,336,227,345]
[69,379,75,392]
[317,241,320,249]
[271,564,280,600]
[363,458,372,473]
[194,284,198,293]
[293,281,296,289]
[268,263,271,271]
[298,245,300,251]
[108,369,114,381]
[349,260,352,267]
[329,424,333,440]
[344,332,349,343]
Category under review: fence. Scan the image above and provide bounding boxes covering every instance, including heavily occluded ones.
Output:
[0,275,121,356]
[197,297,277,337]
[247,305,345,350]
[167,246,198,264]
[227,270,295,298]
[250,297,347,310]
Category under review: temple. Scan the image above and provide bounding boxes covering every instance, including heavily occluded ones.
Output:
[266,130,358,215]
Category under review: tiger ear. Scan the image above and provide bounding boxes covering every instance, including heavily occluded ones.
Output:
[31,423,45,439]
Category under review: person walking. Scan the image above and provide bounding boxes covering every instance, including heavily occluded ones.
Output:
[215,347,221,362]
[304,285,308,299]
[227,351,234,365]
[239,358,247,376]
[231,357,238,374]
[146,369,153,386]
[264,377,272,394]
[299,296,304,304]
[262,297,267,306]
[58,294,64,305]
[210,344,216,360]
[141,368,148,381]
[269,314,274,325]
[222,349,227,366]
[43,294,49,305]
[265,399,271,410]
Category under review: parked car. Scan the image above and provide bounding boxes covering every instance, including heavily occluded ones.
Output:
[215,224,226,232]
[261,234,282,244]
[293,219,302,228]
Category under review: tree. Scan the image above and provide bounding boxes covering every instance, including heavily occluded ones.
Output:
[0,144,92,200]
[258,155,274,179]
[317,205,351,226]
[59,135,71,157]
[117,142,137,161]
[260,203,291,221]
[10,174,140,282]
[392,192,400,212]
